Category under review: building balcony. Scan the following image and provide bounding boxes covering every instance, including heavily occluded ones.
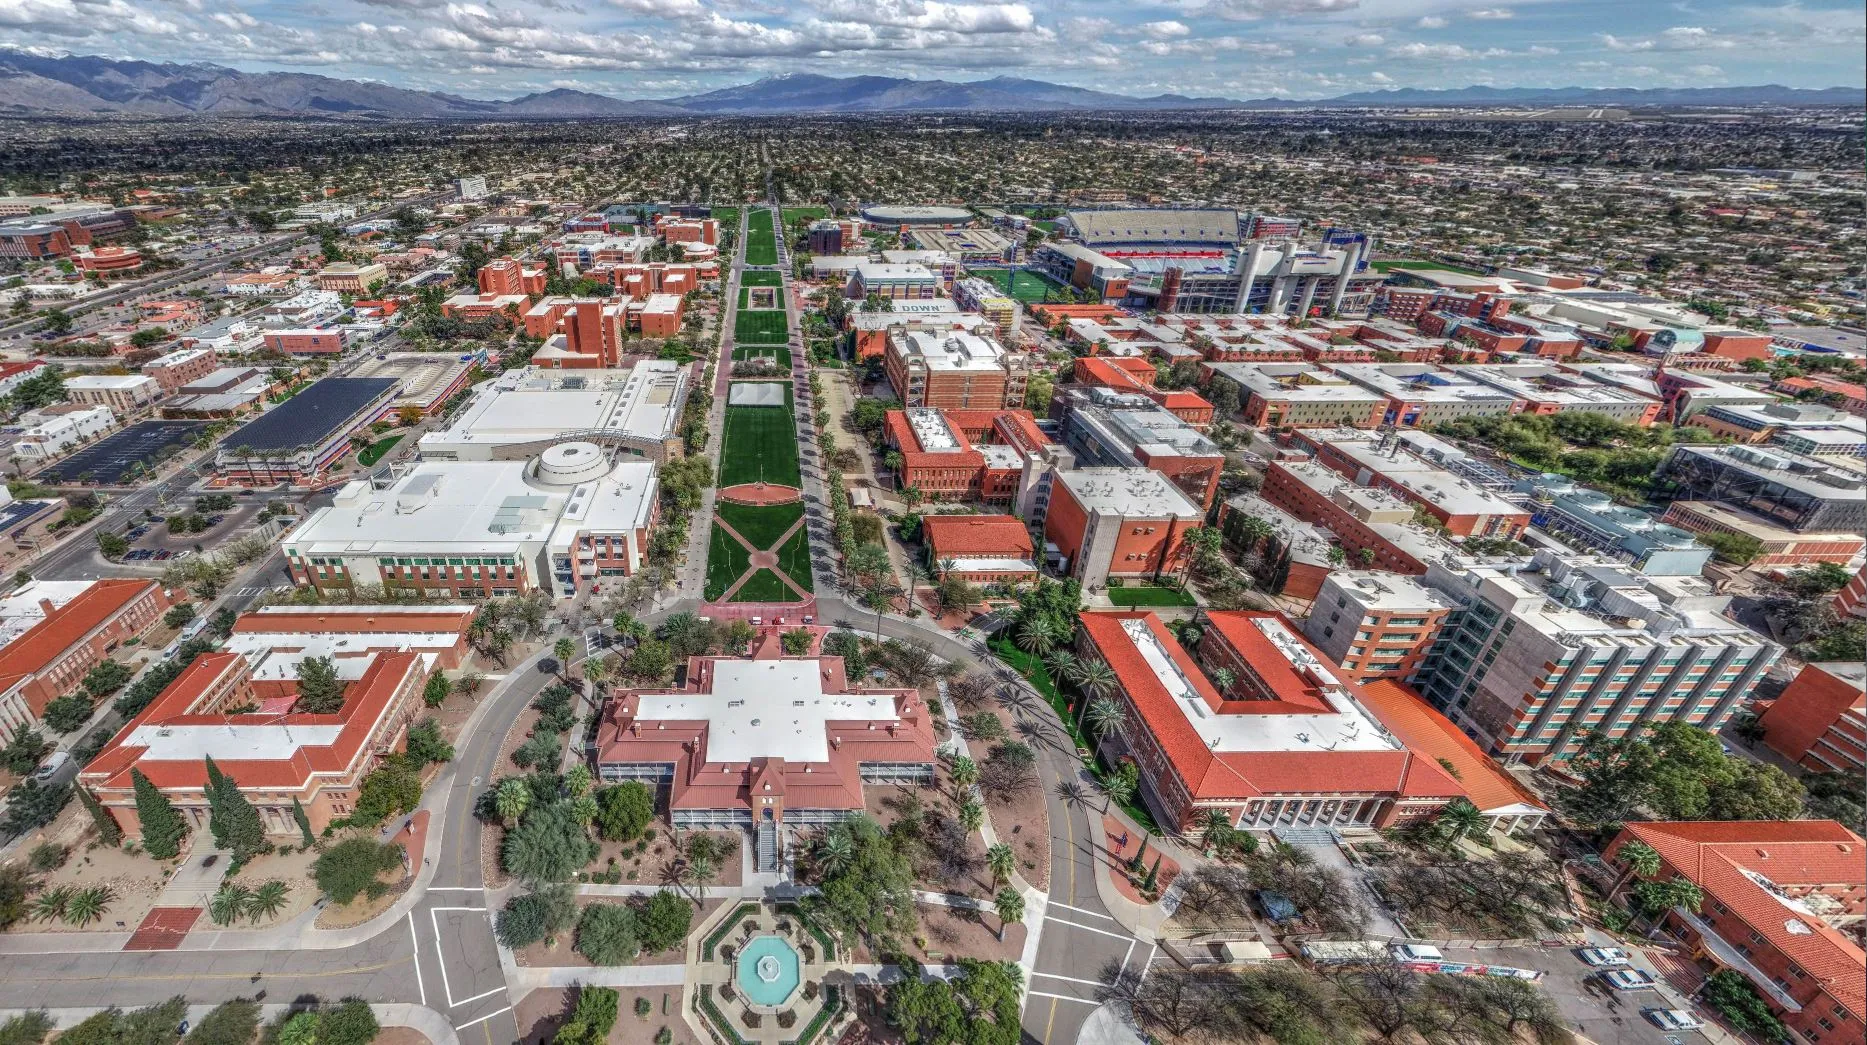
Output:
[1672,908,1802,1013]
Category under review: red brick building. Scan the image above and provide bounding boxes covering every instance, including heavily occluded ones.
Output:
[142,347,219,394]
[593,647,937,828]
[881,408,1051,503]
[1759,663,1865,775]
[1606,821,1865,1045]
[921,515,1038,584]
[1071,357,1215,427]
[1044,468,1203,589]
[0,580,175,742]
[1261,460,1436,575]
[1834,566,1867,620]
[263,329,346,355]
[477,258,547,299]
[1074,610,1469,835]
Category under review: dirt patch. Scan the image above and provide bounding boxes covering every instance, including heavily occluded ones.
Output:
[313,833,411,931]
[20,838,170,933]
[865,775,993,900]
[608,987,697,1045]
[516,987,572,1045]
[908,901,1025,964]
[590,830,742,889]
[977,703,1051,891]
[375,1026,431,1045]
[222,845,319,927]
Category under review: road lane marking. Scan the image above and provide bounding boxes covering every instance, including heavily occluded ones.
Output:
[429,908,457,1005]
[407,912,427,1006]
[1045,900,1115,921]
[1027,991,1101,1005]
[1030,972,1110,988]
[454,1006,513,1032]
[451,986,506,1008]
[1043,916,1136,942]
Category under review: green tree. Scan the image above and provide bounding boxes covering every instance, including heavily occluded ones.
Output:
[204,756,267,859]
[987,843,1016,886]
[403,718,454,766]
[294,656,344,713]
[637,888,692,952]
[493,777,532,827]
[1632,875,1703,917]
[555,986,619,1045]
[422,672,451,708]
[313,838,404,904]
[502,802,597,884]
[993,887,1024,941]
[133,768,187,859]
[76,785,122,846]
[291,798,316,847]
[593,781,654,841]
[496,884,578,948]
[1701,969,1786,1041]
[0,1012,54,1045]
[182,1000,257,1045]
[885,959,1023,1045]
[806,814,916,952]
[316,1001,379,1045]
[354,757,423,825]
[575,902,640,964]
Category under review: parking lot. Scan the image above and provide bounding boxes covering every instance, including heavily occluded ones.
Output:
[1447,944,1720,1045]
[31,420,208,484]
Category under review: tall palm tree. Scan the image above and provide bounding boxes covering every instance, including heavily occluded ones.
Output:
[1068,658,1118,701]
[816,831,854,880]
[247,880,291,921]
[494,777,532,827]
[1014,617,1059,661]
[1043,649,1078,683]
[1196,809,1233,854]
[1611,840,1662,896]
[1084,697,1128,746]
[958,801,984,834]
[1099,768,1137,814]
[948,755,979,795]
[1432,798,1486,850]
[994,887,1025,942]
[904,561,931,614]
[987,843,1016,886]
[1208,667,1237,695]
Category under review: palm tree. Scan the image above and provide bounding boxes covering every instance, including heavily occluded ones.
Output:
[958,801,984,834]
[686,854,715,904]
[1208,667,1236,695]
[993,887,1025,941]
[1099,768,1137,814]
[1235,515,1274,554]
[948,755,979,795]
[30,887,72,924]
[987,843,1016,886]
[1014,617,1060,661]
[816,831,854,880]
[454,670,485,698]
[62,886,114,927]
[1196,808,1234,852]
[1068,658,1118,702]
[494,777,532,827]
[1044,648,1078,682]
[904,561,931,614]
[1612,840,1662,896]
[580,656,610,699]
[209,884,252,926]
[552,637,577,676]
[486,627,514,666]
[563,763,593,799]
[247,880,291,921]
[1432,798,1487,850]
[1084,697,1128,746]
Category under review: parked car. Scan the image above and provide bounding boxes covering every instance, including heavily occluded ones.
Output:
[31,751,70,782]
[1578,947,1631,967]
[1643,1009,1703,1031]
[1601,969,1658,992]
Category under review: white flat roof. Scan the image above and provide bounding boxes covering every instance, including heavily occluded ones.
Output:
[1121,616,1398,754]
[422,361,684,449]
[1057,467,1202,518]
[907,408,961,452]
[897,330,1012,372]
[65,374,155,389]
[0,580,99,648]
[635,659,900,764]
[122,722,344,762]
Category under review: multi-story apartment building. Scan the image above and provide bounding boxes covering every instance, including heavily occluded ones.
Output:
[1067,357,1213,426]
[1298,430,1530,539]
[62,374,161,414]
[0,580,173,742]
[1302,572,1457,683]
[1260,460,1448,575]
[141,347,219,394]
[951,277,1020,342]
[1605,821,1864,1045]
[283,444,658,600]
[1330,363,1520,428]
[477,258,547,299]
[884,329,1028,410]
[1043,467,1203,589]
[1759,662,1865,775]
[1216,492,1336,600]
[1415,551,1781,766]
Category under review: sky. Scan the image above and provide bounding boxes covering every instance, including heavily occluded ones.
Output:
[1,0,1863,101]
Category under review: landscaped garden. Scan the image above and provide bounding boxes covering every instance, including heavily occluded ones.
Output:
[719,389,801,488]
[1104,581,1198,608]
[704,500,812,602]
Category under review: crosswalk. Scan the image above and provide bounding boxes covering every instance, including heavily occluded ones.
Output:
[228,584,293,598]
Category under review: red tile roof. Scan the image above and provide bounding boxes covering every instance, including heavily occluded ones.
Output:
[231,607,475,636]
[1077,611,1464,804]
[0,579,157,694]
[1200,610,1335,715]
[1623,820,1865,1021]
[1358,680,1548,815]
[923,515,1035,559]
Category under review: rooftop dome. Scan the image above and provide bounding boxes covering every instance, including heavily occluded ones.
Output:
[534,441,609,487]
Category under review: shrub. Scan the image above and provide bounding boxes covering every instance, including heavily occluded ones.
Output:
[575,903,640,965]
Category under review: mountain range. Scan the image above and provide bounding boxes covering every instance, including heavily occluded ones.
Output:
[0,51,1860,118]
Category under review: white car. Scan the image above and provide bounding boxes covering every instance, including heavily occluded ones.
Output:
[1391,944,1445,963]
[1644,1009,1704,1031]
[1602,969,1658,992]
[1578,947,1631,967]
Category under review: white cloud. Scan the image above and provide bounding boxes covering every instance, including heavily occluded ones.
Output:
[1369,70,1392,82]
[1345,31,1383,46]
[1387,41,1508,60]
[1139,20,1190,38]
[1415,15,1447,29]
[0,0,180,38]
[1470,7,1513,19]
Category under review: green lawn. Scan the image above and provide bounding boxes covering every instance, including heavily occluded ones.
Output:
[738,286,785,310]
[744,208,778,266]
[719,387,801,487]
[733,344,791,367]
[775,525,814,594]
[704,525,750,602]
[1370,259,1489,277]
[357,435,402,466]
[1106,584,1198,608]
[782,206,829,228]
[730,569,795,603]
[740,270,783,287]
[734,308,790,345]
[716,500,803,549]
[973,267,1068,303]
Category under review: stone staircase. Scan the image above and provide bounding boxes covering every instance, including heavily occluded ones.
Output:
[756,819,780,873]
